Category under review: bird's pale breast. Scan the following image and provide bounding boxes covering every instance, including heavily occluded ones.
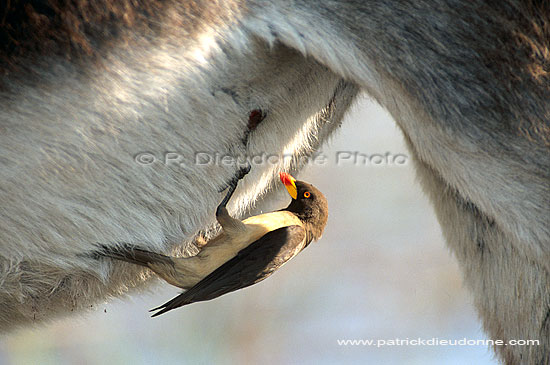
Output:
[188,211,303,278]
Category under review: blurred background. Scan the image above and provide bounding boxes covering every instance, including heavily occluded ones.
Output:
[0,96,497,364]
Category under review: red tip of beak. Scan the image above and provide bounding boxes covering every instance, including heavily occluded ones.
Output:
[279,172,292,185]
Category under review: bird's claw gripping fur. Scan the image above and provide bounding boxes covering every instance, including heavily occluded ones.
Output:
[217,163,251,193]
[236,163,251,180]
[217,163,251,215]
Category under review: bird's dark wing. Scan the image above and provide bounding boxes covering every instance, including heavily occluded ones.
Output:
[150,225,306,316]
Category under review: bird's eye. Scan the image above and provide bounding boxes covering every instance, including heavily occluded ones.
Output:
[304,191,311,198]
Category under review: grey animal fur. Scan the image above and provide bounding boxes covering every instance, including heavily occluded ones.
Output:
[0,1,548,363]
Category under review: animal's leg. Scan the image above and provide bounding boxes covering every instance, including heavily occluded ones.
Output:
[408,140,550,364]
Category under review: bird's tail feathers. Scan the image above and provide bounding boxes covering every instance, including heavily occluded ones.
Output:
[98,245,174,267]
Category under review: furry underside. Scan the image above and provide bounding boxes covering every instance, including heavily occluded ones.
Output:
[0,25,359,330]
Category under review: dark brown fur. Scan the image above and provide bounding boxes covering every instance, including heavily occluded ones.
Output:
[0,0,233,76]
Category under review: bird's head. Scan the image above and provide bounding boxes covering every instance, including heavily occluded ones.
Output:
[279,172,328,242]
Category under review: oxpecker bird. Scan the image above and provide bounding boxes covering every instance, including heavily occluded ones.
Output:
[100,167,328,316]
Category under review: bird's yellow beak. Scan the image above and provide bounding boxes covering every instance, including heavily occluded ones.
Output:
[279,172,298,200]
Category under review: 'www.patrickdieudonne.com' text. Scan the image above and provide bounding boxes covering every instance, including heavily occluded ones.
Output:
[336,338,540,347]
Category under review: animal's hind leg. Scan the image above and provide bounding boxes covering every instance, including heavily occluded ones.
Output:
[409,148,550,364]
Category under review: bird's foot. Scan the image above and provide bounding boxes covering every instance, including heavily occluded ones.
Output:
[216,163,251,214]
[236,163,251,180]
[217,163,251,193]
